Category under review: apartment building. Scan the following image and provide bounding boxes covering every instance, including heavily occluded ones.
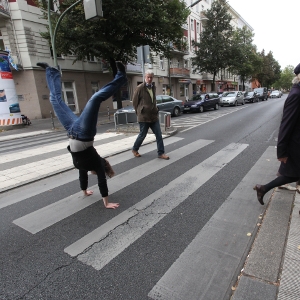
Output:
[0,0,253,120]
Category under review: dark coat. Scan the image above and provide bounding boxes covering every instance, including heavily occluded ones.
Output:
[277,84,300,177]
[132,82,159,122]
[67,145,108,197]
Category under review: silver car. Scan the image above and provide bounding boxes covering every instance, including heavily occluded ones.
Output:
[220,91,245,107]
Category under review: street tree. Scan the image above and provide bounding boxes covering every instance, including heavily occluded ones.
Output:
[254,50,281,88]
[38,0,189,108]
[229,26,262,91]
[272,65,294,91]
[192,0,234,90]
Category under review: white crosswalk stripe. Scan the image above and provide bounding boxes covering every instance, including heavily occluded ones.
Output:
[173,106,247,131]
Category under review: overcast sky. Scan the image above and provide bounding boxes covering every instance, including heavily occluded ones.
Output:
[227,0,300,71]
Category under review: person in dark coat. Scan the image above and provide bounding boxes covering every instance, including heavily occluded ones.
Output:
[36,61,127,209]
[254,63,300,205]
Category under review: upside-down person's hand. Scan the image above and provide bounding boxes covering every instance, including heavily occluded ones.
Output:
[83,190,94,196]
[105,203,120,209]
[103,196,119,209]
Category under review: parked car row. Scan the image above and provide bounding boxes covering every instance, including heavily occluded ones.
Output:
[117,88,282,118]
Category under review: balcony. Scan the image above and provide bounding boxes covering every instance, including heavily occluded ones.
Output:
[170,67,190,78]
[201,72,213,80]
[200,11,208,25]
[0,0,10,19]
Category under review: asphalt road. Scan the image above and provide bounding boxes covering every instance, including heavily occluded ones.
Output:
[0,96,288,300]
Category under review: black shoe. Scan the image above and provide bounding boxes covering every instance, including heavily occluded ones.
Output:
[116,61,126,73]
[36,62,49,69]
[253,184,266,205]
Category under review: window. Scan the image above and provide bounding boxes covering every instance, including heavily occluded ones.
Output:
[184,60,188,69]
[159,55,164,70]
[196,22,200,34]
[190,19,194,31]
[91,82,99,94]
[61,81,78,113]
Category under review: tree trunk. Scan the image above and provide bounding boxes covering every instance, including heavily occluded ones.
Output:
[109,57,123,109]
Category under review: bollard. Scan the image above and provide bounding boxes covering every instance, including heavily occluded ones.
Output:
[107,106,110,121]
[50,111,55,129]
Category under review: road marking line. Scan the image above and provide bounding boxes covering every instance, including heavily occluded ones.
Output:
[13,139,214,234]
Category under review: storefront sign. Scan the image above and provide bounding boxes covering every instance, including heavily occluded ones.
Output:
[178,79,191,84]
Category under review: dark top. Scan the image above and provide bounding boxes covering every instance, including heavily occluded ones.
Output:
[67,146,108,197]
[277,83,300,177]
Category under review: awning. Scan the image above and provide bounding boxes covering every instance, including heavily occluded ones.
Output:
[178,79,191,84]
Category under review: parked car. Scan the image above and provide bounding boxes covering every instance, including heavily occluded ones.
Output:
[116,95,184,117]
[253,87,268,101]
[270,90,281,98]
[183,92,220,113]
[244,91,259,103]
[156,95,184,117]
[219,91,244,106]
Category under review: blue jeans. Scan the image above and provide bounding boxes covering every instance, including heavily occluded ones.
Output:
[133,120,165,156]
[46,67,127,141]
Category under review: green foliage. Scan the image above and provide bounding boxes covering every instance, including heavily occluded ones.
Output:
[39,0,189,67]
[192,0,234,87]
[254,50,281,88]
[229,27,262,90]
[272,65,294,90]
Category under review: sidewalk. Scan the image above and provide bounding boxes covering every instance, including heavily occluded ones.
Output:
[1,116,299,300]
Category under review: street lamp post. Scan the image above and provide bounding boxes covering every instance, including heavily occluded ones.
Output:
[47,0,103,67]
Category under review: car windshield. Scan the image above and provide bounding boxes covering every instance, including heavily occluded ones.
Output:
[245,92,254,96]
[189,95,204,101]
[222,92,236,97]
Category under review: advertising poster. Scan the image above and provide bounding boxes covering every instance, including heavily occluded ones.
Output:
[0,50,22,125]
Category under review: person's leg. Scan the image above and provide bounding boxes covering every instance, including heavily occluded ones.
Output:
[72,70,127,140]
[133,122,150,153]
[150,120,169,159]
[45,67,78,131]
[254,175,299,205]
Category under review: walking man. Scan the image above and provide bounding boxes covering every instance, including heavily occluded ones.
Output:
[132,69,169,160]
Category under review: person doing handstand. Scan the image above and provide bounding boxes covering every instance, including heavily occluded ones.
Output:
[37,61,127,209]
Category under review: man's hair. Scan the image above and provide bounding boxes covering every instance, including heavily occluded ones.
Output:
[145,69,154,76]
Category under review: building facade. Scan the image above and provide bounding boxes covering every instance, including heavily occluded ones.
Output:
[0,0,254,120]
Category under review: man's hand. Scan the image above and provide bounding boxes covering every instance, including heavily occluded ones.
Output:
[278,157,288,163]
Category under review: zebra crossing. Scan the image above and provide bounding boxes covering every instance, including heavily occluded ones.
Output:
[173,106,248,131]
[0,129,286,299]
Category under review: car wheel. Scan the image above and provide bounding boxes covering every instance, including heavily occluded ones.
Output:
[234,101,238,106]
[199,106,204,113]
[214,103,219,110]
[173,107,180,117]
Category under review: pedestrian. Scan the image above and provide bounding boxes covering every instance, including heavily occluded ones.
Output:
[254,63,300,205]
[131,69,169,160]
[36,61,127,209]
